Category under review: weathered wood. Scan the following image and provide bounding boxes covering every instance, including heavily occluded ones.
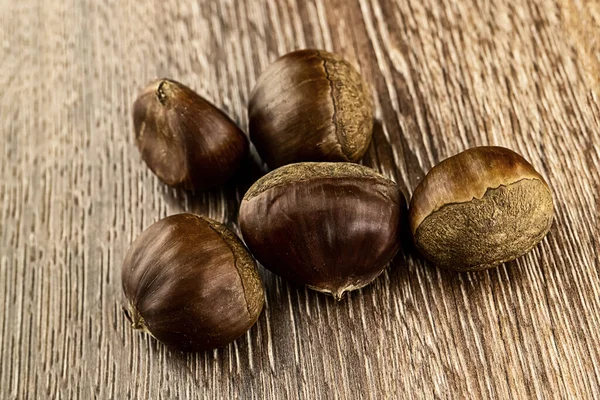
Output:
[1,0,599,398]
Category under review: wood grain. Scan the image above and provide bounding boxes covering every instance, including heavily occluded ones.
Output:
[1,0,599,398]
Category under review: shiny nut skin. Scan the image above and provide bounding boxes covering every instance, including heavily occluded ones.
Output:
[133,79,248,190]
[409,146,554,272]
[249,49,373,169]
[239,162,406,300]
[121,214,264,352]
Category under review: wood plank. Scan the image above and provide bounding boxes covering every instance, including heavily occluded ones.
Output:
[1,0,599,398]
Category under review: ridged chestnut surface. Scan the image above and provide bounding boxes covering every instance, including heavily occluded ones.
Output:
[409,146,554,272]
[239,162,406,299]
[121,214,264,352]
[133,79,248,190]
[249,49,373,168]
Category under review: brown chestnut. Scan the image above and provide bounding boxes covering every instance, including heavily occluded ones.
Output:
[133,79,248,190]
[248,49,374,169]
[121,213,264,352]
[239,162,406,299]
[409,146,554,272]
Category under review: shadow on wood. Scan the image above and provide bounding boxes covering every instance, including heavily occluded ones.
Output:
[159,150,266,225]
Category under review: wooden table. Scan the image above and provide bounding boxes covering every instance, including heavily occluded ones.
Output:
[2,0,599,398]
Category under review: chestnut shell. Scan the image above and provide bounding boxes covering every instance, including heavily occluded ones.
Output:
[121,214,264,352]
[133,79,248,190]
[409,146,554,271]
[239,162,406,299]
[249,49,373,168]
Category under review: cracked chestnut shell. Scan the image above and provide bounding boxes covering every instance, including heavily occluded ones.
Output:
[133,79,248,190]
[248,49,373,169]
[121,213,264,352]
[409,146,554,272]
[239,162,406,300]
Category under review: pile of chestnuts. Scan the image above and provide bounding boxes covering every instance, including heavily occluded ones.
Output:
[122,49,554,352]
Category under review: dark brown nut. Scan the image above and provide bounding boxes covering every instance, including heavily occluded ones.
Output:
[121,213,264,352]
[409,146,554,272]
[239,162,406,300]
[248,49,373,169]
[133,79,248,190]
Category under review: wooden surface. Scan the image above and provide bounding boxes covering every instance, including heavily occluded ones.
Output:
[1,0,600,398]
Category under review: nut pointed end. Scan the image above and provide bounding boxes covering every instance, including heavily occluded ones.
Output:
[333,291,346,301]
[125,304,148,332]
[308,285,356,301]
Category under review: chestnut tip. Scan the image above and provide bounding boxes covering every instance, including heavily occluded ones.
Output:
[309,278,379,301]
[155,79,168,104]
[124,304,151,333]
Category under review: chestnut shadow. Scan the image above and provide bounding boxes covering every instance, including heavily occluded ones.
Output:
[384,232,529,310]
[362,120,408,199]
[160,152,267,225]
[364,200,425,299]
[361,119,425,202]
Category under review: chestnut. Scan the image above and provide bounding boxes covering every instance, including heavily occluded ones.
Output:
[248,49,374,169]
[238,162,406,299]
[133,79,248,190]
[121,213,264,352]
[409,146,554,272]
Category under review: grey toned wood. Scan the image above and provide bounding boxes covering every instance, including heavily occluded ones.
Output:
[1,0,599,398]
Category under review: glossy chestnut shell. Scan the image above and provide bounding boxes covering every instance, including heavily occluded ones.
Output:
[239,162,406,299]
[249,49,373,168]
[121,213,264,352]
[133,79,248,190]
